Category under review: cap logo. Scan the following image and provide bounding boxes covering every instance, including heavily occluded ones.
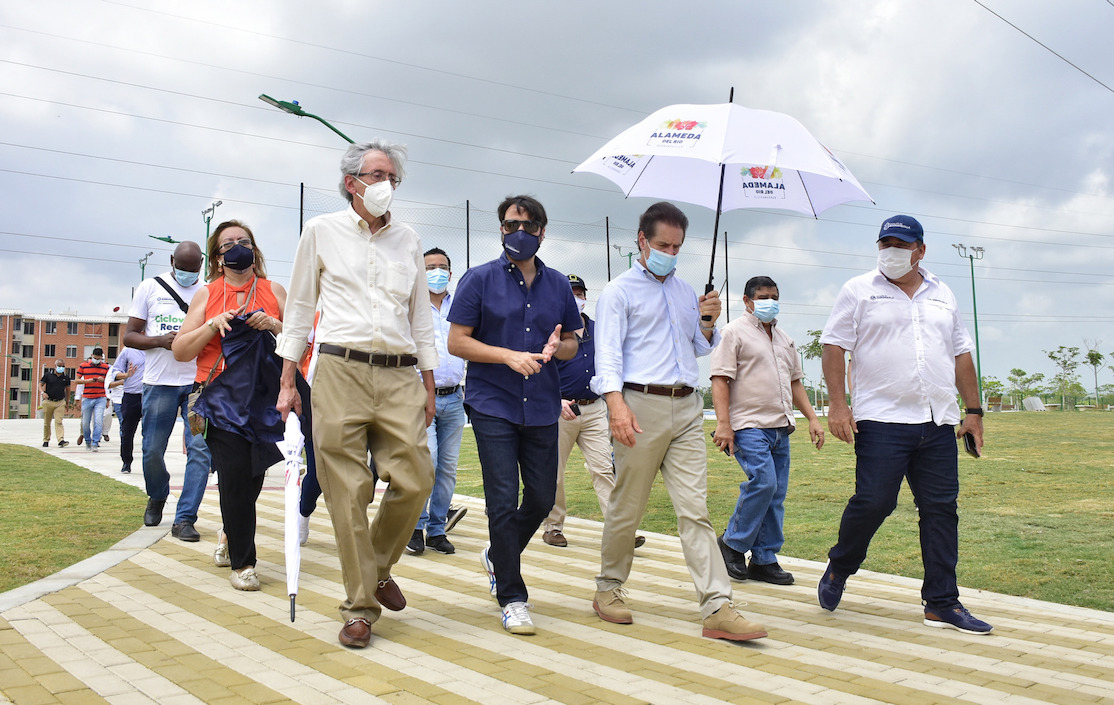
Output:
[884,221,912,230]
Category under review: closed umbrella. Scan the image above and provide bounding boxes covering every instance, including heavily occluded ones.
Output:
[281,413,305,622]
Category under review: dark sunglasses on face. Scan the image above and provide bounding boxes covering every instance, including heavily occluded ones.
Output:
[501,219,541,235]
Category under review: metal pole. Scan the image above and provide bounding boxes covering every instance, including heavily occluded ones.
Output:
[465,200,471,269]
[723,230,729,322]
[300,182,305,233]
[605,217,611,281]
[968,254,983,404]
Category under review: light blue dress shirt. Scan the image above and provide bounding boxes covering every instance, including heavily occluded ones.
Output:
[430,292,465,388]
[590,260,720,395]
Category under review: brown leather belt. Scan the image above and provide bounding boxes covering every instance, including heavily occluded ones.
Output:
[436,385,460,396]
[319,344,417,368]
[573,397,598,406]
[622,383,695,398]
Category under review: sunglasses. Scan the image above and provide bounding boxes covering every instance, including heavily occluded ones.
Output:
[501,219,542,235]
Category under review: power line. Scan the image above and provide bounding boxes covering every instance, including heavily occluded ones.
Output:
[971,0,1114,94]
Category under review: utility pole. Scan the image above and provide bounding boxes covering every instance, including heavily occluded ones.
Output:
[953,243,985,403]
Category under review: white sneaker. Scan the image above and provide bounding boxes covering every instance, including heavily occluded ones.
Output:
[501,601,535,635]
[480,545,497,598]
[298,515,310,546]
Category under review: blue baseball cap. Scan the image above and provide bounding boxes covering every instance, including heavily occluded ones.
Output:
[567,274,587,291]
[877,215,924,243]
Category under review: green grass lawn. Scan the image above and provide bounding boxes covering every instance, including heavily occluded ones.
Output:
[0,444,147,593]
[456,411,1114,612]
[2,411,1112,612]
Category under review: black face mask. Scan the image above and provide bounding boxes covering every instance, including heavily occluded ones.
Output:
[222,244,255,272]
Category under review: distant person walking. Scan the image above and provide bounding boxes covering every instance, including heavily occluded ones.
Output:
[109,347,145,474]
[74,348,109,453]
[39,358,70,448]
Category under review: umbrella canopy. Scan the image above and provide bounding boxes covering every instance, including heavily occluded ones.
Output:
[281,413,305,622]
[573,102,872,218]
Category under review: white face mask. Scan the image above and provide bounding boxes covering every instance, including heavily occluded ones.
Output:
[575,297,587,314]
[877,246,915,280]
[356,177,393,218]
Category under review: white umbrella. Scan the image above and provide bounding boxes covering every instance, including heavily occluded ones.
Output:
[281,413,305,622]
[573,98,873,293]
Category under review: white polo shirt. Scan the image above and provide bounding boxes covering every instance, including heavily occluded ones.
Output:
[820,267,973,426]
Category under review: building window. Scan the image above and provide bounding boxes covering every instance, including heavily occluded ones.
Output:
[9,389,16,401]
[23,321,34,335]
[108,346,118,359]
[44,321,57,334]
[44,344,56,357]
[9,363,18,377]
[66,345,77,357]
[86,323,103,338]
[21,345,32,358]
[67,322,78,335]
[109,323,120,336]
[67,367,76,378]
[20,368,31,382]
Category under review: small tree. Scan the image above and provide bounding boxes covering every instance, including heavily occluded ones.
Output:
[1045,346,1082,411]
[1006,368,1045,408]
[801,329,825,411]
[982,376,1005,405]
[1082,339,1104,407]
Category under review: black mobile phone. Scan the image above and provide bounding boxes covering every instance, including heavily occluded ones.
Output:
[569,403,581,416]
[710,431,730,455]
[962,433,981,458]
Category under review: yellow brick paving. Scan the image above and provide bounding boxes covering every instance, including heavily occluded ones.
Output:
[4,489,1114,704]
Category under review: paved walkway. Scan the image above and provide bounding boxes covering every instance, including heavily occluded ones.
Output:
[2,418,1113,705]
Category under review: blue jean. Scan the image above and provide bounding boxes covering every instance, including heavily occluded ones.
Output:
[828,420,961,610]
[141,384,211,525]
[81,397,107,448]
[723,426,791,565]
[117,392,143,467]
[470,409,558,606]
[417,390,466,536]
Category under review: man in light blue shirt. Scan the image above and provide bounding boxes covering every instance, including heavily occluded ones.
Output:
[590,201,766,642]
[110,346,145,474]
[407,247,468,556]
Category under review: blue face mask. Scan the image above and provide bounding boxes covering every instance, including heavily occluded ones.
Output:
[644,247,677,277]
[752,299,779,323]
[502,229,540,261]
[426,268,450,294]
[173,267,200,287]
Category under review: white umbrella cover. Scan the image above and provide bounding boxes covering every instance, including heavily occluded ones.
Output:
[281,413,305,622]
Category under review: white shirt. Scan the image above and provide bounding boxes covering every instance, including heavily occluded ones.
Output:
[590,260,719,395]
[276,207,437,370]
[429,292,465,388]
[129,273,202,387]
[820,267,974,425]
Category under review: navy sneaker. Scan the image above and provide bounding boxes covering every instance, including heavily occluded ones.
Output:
[817,563,847,611]
[924,606,993,635]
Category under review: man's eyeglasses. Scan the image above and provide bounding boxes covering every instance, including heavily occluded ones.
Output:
[501,219,542,235]
[356,170,402,188]
[217,238,254,254]
[425,264,450,271]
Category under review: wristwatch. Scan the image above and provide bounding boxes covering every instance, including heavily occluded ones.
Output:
[965,407,984,416]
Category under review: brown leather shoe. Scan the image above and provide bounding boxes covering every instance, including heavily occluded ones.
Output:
[375,577,406,611]
[339,618,371,648]
[543,530,568,547]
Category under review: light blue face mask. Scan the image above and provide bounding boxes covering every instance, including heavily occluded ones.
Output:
[644,247,677,276]
[426,268,450,294]
[173,267,200,287]
[752,299,780,323]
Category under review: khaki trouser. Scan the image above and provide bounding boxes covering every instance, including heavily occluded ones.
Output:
[545,399,614,532]
[311,354,434,624]
[42,399,66,442]
[596,389,732,619]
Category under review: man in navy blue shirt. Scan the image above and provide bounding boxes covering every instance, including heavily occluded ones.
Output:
[448,195,581,635]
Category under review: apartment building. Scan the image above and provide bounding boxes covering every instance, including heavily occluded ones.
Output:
[1,309,128,419]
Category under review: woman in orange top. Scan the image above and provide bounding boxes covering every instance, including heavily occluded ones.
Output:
[173,220,286,592]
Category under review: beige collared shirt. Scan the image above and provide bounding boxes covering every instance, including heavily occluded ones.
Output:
[275,206,438,371]
[710,311,802,431]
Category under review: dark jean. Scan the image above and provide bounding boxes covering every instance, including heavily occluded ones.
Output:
[470,409,558,606]
[828,420,961,610]
[116,392,143,468]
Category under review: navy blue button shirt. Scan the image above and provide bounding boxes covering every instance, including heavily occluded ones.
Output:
[557,314,597,401]
[449,253,581,426]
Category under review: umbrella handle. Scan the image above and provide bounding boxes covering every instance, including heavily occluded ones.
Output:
[290,595,296,622]
[702,282,714,322]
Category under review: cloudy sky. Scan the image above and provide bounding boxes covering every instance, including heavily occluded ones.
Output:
[2,0,1113,391]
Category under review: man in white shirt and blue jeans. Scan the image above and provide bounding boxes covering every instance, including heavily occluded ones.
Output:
[819,215,991,634]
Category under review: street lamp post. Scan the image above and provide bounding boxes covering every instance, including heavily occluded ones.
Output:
[259,94,355,143]
[612,244,635,269]
[5,354,31,419]
[139,251,154,281]
[953,243,985,404]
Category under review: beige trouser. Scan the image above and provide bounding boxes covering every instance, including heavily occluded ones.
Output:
[596,389,732,619]
[311,354,434,624]
[42,399,66,442]
[545,399,614,532]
